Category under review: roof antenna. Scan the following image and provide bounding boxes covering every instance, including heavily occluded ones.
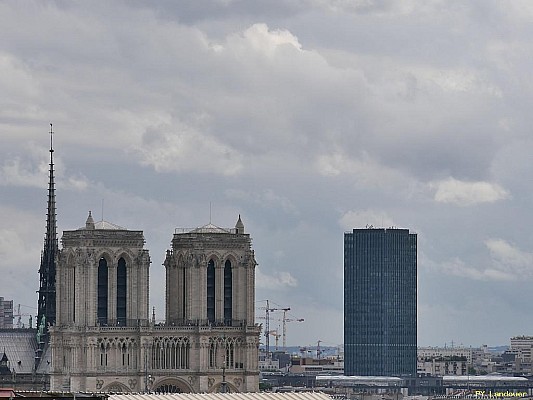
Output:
[101,198,104,222]
[50,123,54,152]
[209,202,212,224]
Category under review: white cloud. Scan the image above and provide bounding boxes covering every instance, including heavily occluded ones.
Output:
[0,205,44,308]
[136,121,243,176]
[226,23,302,57]
[339,209,395,230]
[439,258,515,282]
[256,267,298,290]
[410,67,502,96]
[66,175,90,191]
[310,0,425,16]
[0,53,44,124]
[433,240,533,282]
[431,177,509,206]
[225,188,297,214]
[0,225,38,268]
[0,149,89,191]
[0,53,39,98]
[3,1,533,346]
[317,151,409,186]
[486,239,533,275]
[0,156,48,188]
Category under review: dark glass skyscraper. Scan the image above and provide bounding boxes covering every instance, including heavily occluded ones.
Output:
[344,228,417,376]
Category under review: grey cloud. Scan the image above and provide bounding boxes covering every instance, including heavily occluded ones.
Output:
[3,1,533,346]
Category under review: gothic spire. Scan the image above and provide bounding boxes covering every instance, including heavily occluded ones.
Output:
[37,123,58,329]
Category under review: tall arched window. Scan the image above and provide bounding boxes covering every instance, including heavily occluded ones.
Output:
[97,258,108,325]
[117,257,127,326]
[207,259,215,323]
[224,260,232,324]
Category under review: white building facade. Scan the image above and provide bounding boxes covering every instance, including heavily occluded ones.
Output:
[417,347,473,364]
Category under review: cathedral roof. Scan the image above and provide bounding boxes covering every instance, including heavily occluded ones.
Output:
[80,211,127,230]
[94,220,126,230]
[79,219,126,230]
[0,330,38,374]
[35,342,51,374]
[190,223,230,234]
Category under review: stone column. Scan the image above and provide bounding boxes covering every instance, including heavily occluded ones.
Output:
[127,259,135,323]
[216,262,223,321]
[88,256,97,326]
[74,259,82,326]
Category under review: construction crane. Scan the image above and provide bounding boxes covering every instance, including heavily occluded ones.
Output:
[258,301,290,357]
[268,330,282,351]
[299,346,312,358]
[300,340,323,360]
[280,309,304,350]
[13,304,33,329]
[257,300,275,357]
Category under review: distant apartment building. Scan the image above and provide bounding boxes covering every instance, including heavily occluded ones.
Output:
[417,347,471,376]
[418,358,468,376]
[506,336,533,375]
[0,298,13,329]
[417,346,524,376]
[344,228,417,376]
[510,336,533,360]
[418,347,473,364]
[290,357,344,375]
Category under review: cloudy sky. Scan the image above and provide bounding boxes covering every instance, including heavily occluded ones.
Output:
[2,0,533,349]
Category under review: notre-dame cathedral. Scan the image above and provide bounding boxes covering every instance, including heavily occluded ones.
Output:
[36,126,261,393]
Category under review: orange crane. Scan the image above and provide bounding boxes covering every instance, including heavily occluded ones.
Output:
[268,330,282,351]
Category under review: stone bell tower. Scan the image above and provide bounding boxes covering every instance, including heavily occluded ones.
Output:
[163,215,260,392]
[50,213,150,392]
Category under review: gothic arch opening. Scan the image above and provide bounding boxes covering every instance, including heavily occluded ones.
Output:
[207,259,215,323]
[103,382,130,393]
[209,381,238,393]
[208,336,244,370]
[152,378,192,393]
[224,259,232,325]
[66,252,76,323]
[117,257,127,326]
[97,257,108,325]
[152,336,190,370]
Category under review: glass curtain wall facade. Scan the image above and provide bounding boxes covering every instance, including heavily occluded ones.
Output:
[344,228,417,376]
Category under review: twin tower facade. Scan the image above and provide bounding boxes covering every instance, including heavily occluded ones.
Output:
[50,212,260,393]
